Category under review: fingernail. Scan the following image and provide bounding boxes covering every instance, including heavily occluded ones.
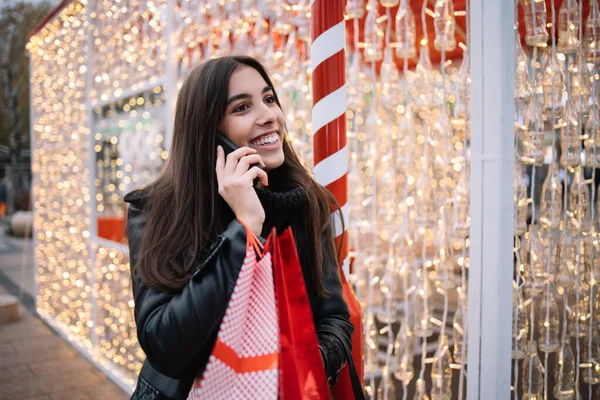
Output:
[217,145,222,152]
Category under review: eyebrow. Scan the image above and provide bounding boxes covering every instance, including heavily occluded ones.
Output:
[226,86,274,107]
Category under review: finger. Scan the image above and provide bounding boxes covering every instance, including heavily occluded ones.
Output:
[225,147,257,175]
[244,166,269,187]
[234,154,266,175]
[215,145,225,183]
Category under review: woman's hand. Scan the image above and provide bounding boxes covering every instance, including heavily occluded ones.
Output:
[215,145,268,237]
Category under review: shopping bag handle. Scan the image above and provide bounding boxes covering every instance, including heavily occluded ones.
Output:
[317,326,366,400]
[237,219,264,258]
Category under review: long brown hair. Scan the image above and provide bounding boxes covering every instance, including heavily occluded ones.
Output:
[135,56,339,296]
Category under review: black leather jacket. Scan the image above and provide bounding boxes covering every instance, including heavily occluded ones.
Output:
[124,189,354,399]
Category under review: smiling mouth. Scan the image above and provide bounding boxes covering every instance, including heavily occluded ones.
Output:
[250,132,279,147]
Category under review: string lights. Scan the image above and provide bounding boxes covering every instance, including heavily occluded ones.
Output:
[28,0,475,397]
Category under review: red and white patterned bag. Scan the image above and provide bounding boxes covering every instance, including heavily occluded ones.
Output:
[188,225,279,400]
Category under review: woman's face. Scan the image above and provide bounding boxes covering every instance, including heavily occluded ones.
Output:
[218,66,286,171]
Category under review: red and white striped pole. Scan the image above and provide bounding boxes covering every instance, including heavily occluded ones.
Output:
[310,0,349,277]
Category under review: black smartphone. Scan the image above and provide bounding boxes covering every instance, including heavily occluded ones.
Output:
[216,132,262,186]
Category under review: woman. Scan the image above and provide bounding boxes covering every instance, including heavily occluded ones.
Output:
[124,55,354,399]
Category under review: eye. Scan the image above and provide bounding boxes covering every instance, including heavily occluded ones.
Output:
[233,103,249,113]
[265,95,276,104]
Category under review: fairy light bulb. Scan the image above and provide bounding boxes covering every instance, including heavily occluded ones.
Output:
[568,166,591,232]
[514,161,529,235]
[522,341,545,400]
[585,0,600,63]
[523,0,549,46]
[522,95,545,165]
[395,2,417,59]
[515,30,532,106]
[363,0,384,62]
[433,0,456,51]
[393,325,415,383]
[558,0,581,55]
[379,0,399,7]
[554,339,577,400]
[345,0,366,19]
[560,101,582,167]
[538,286,561,353]
[431,335,452,400]
[540,162,563,229]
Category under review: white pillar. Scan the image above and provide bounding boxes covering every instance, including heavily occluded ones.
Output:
[466,0,515,398]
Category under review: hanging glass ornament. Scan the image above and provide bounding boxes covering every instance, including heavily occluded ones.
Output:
[433,227,454,290]
[433,0,456,52]
[414,378,431,400]
[451,165,469,238]
[557,227,577,292]
[521,95,545,165]
[540,162,563,229]
[377,258,400,323]
[528,227,549,294]
[521,341,544,400]
[523,0,549,46]
[376,367,397,399]
[568,166,591,232]
[553,339,577,400]
[541,54,565,117]
[453,298,467,364]
[512,286,529,360]
[345,0,366,19]
[413,273,434,337]
[558,0,581,55]
[567,287,589,338]
[560,101,582,167]
[538,286,561,353]
[364,312,380,374]
[515,161,529,235]
[568,53,591,117]
[393,325,415,383]
[347,53,363,110]
[395,1,417,59]
[431,335,452,400]
[364,0,384,62]
[585,0,600,63]
[582,328,600,384]
[515,30,532,106]
[415,156,438,229]
[585,105,600,167]
[380,48,400,113]
[415,46,435,111]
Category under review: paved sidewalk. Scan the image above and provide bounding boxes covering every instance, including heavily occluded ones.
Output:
[0,228,129,400]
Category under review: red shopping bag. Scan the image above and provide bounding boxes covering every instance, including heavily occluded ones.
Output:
[189,223,279,400]
[271,227,330,400]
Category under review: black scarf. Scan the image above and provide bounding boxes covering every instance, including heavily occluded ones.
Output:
[255,186,307,237]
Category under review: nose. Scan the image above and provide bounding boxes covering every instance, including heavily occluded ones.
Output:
[256,102,277,126]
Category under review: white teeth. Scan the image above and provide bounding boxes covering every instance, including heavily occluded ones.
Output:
[252,133,278,146]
